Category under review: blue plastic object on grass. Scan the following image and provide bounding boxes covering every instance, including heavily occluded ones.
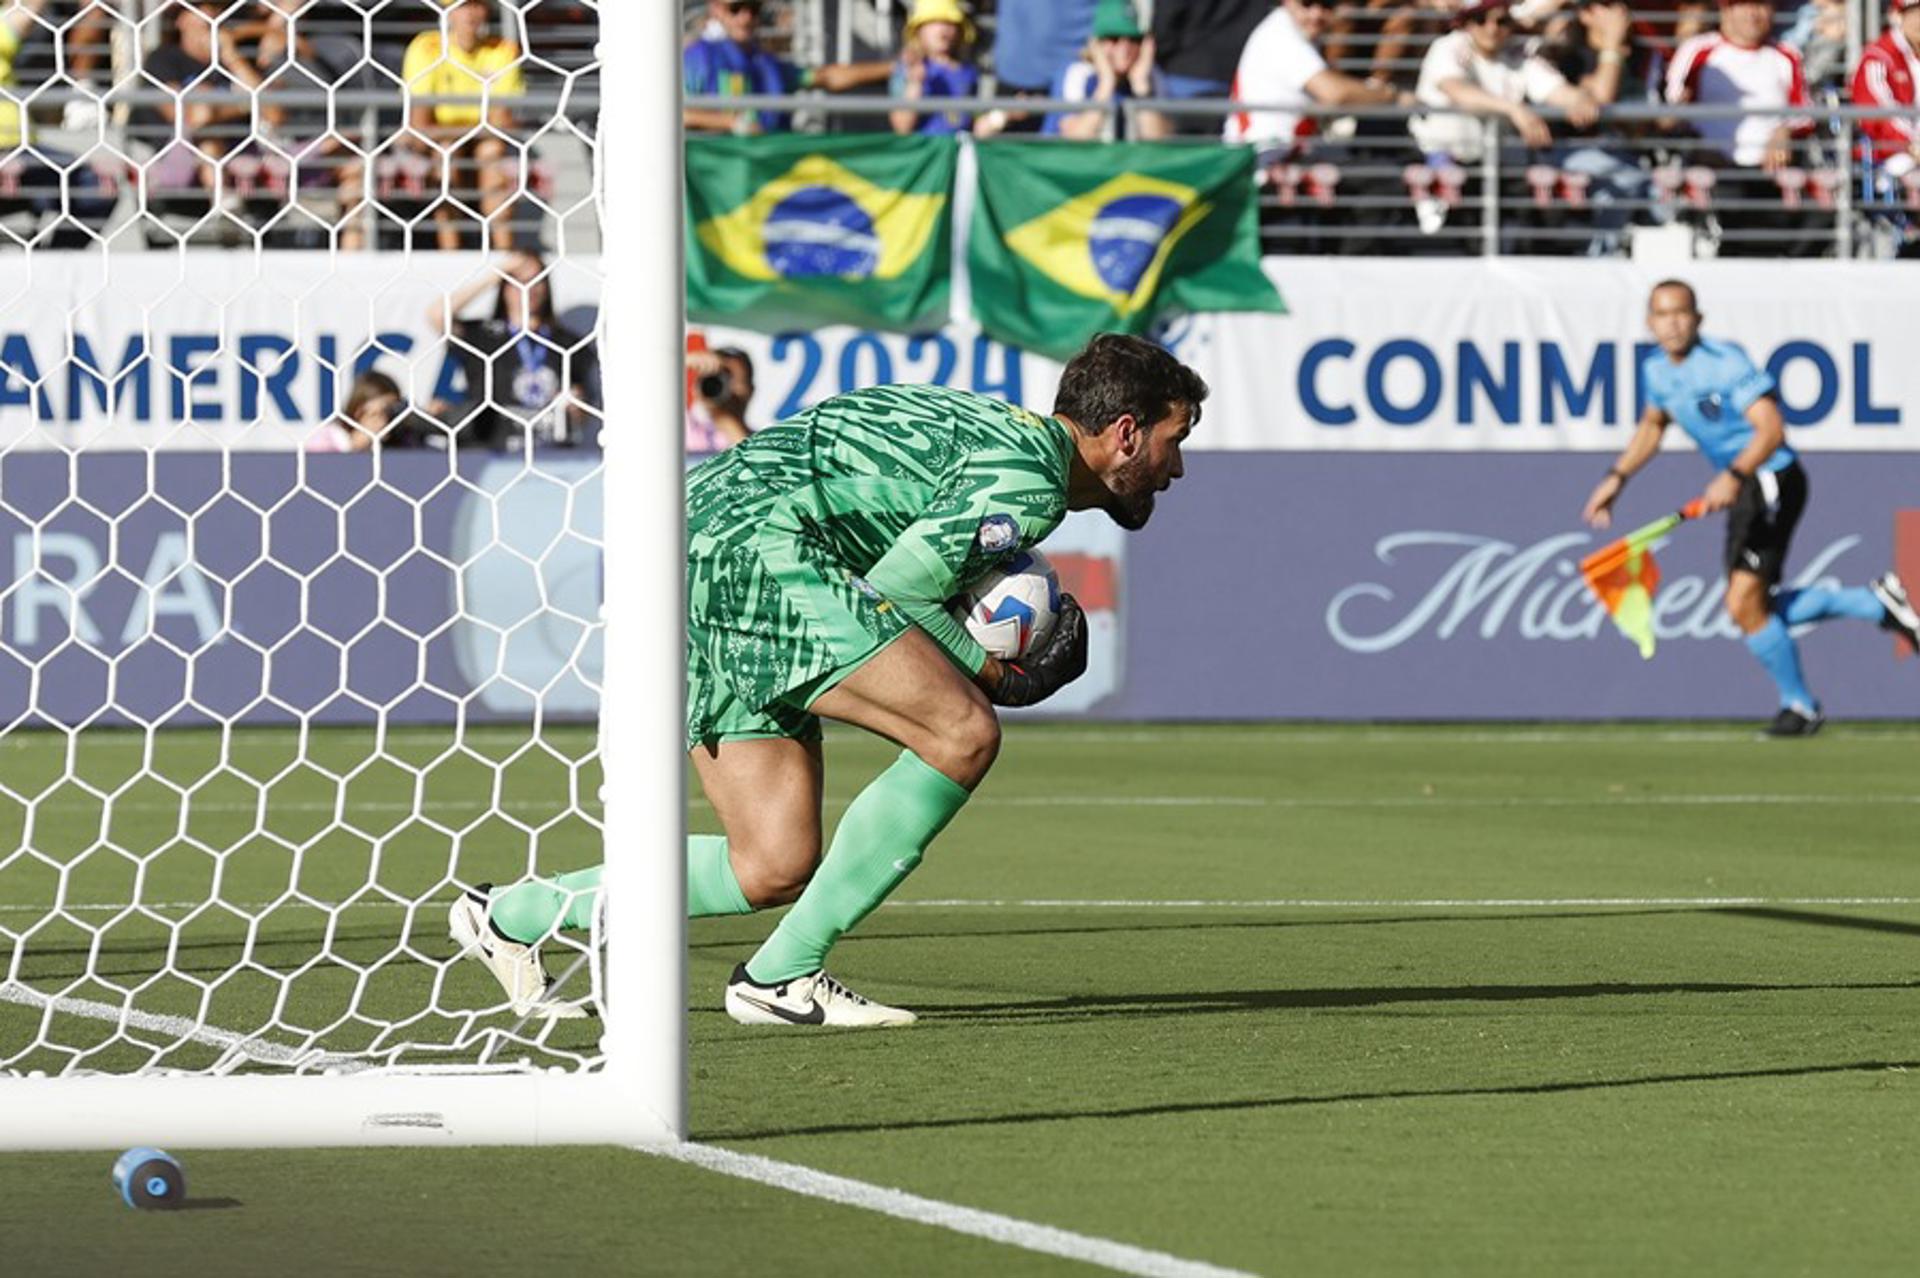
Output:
[112,1148,185,1210]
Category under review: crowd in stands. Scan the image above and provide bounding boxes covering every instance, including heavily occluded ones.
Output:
[682,0,1920,256]
[0,0,596,251]
[0,1,607,454]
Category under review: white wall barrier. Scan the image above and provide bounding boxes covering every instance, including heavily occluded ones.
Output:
[3,253,1914,454]
[698,257,1920,454]
[0,252,605,452]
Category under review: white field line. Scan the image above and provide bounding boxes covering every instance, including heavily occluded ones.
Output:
[655,1141,1258,1278]
[0,982,363,1071]
[8,792,1920,817]
[5,895,1920,918]
[10,726,1920,753]
[0,974,1253,1276]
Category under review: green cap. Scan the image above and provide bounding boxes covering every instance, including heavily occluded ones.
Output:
[1091,0,1145,39]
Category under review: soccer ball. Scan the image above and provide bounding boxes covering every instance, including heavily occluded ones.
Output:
[951,550,1060,659]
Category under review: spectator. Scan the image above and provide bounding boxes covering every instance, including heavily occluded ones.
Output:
[1851,0,1920,189]
[402,0,525,251]
[1665,0,1809,172]
[1227,0,1405,170]
[0,0,115,247]
[1781,0,1848,90]
[1043,0,1171,140]
[1412,0,1599,162]
[1153,0,1268,132]
[1327,0,1452,91]
[685,346,756,454]
[130,1,271,228]
[1665,0,1817,254]
[682,0,891,136]
[427,252,600,450]
[890,0,981,137]
[57,0,135,132]
[992,0,1100,127]
[1537,0,1656,100]
[1227,0,1412,253]
[251,0,370,248]
[1410,0,1599,239]
[308,371,429,453]
[1535,0,1666,254]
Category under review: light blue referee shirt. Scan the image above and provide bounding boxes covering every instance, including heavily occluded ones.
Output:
[1641,337,1797,473]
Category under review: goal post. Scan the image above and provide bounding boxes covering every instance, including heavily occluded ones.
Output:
[0,0,684,1150]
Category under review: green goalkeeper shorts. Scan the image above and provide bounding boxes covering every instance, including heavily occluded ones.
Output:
[685,463,909,751]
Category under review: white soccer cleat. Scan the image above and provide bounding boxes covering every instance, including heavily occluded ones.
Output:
[1873,572,1920,654]
[448,886,591,1020]
[724,964,917,1028]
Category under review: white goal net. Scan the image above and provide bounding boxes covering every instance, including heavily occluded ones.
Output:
[0,0,680,1145]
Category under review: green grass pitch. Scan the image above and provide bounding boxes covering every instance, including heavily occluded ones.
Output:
[4,721,1920,1275]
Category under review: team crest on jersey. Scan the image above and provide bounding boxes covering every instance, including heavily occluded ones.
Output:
[974,514,1020,554]
[1697,394,1723,421]
[849,575,895,614]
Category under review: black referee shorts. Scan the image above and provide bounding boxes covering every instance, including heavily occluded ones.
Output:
[1724,461,1807,586]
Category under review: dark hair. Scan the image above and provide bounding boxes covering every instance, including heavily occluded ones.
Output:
[493,258,557,328]
[345,369,402,420]
[1051,333,1207,436]
[714,345,754,382]
[1650,278,1698,310]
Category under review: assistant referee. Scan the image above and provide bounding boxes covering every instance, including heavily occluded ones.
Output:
[1582,279,1920,736]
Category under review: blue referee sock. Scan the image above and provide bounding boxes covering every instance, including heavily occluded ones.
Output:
[1743,616,1815,712]
[1775,586,1885,627]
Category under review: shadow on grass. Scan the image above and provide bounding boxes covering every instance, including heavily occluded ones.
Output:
[170,1197,244,1212]
[710,1054,1920,1143]
[1714,906,1920,939]
[916,977,1920,1025]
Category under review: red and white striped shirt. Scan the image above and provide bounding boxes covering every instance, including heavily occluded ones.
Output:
[1664,34,1810,167]
[1850,27,1920,173]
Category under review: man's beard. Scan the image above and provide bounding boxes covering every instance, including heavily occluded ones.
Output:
[1103,454,1158,531]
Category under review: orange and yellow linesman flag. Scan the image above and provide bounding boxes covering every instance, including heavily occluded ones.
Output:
[1579,500,1705,660]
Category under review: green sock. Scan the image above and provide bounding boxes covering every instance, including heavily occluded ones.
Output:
[745,749,969,985]
[689,834,753,917]
[488,866,603,944]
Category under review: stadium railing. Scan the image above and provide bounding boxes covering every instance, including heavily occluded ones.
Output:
[688,92,1920,260]
[1,85,597,253]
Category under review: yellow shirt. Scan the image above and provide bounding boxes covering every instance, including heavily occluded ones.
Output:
[0,24,22,150]
[402,31,525,128]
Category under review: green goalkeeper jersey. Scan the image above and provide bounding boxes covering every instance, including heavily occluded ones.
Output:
[686,382,1074,687]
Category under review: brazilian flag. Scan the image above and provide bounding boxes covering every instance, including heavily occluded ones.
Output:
[970,141,1284,360]
[686,134,955,333]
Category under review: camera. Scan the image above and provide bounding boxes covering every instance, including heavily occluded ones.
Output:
[697,370,731,400]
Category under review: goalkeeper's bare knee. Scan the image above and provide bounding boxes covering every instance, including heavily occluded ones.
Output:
[916,698,1000,790]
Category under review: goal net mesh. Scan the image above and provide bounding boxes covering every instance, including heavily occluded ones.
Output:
[0,0,611,1077]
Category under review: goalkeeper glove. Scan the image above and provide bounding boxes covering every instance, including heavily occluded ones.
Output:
[990,593,1088,708]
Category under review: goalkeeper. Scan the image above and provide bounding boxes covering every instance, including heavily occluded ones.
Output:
[452,334,1206,1025]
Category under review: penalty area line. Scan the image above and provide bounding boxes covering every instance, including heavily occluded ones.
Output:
[651,1140,1258,1278]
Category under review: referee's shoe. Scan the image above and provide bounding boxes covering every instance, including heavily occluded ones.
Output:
[1872,573,1920,655]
